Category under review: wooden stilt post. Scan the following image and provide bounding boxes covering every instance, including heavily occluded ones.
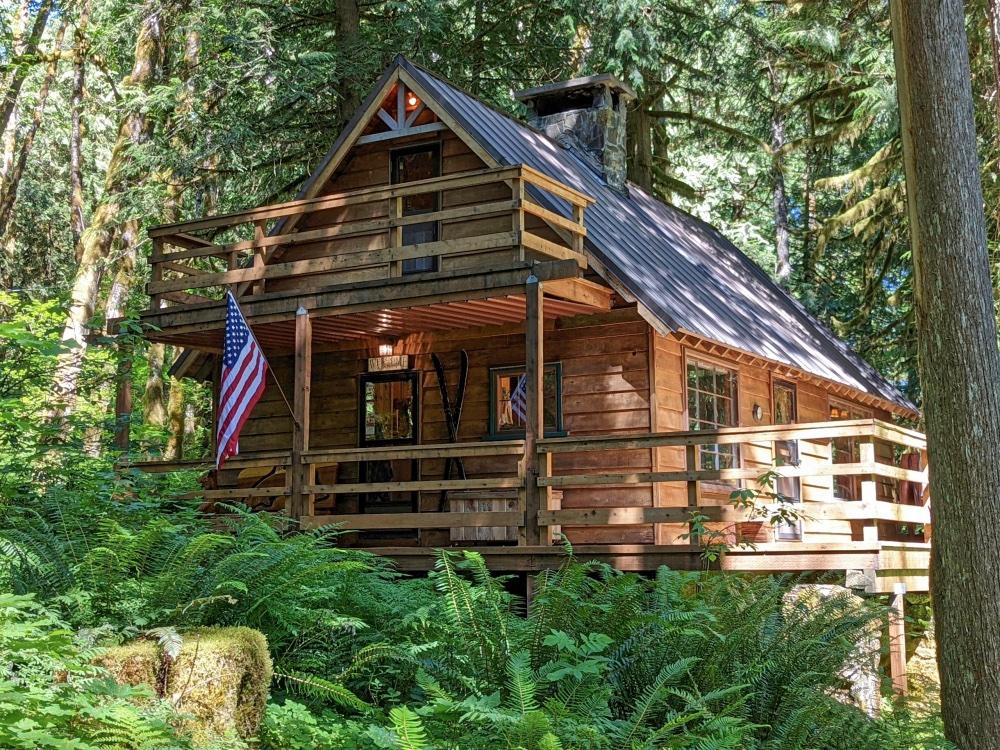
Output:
[523,275,543,547]
[889,583,909,695]
[290,307,313,524]
[114,350,132,451]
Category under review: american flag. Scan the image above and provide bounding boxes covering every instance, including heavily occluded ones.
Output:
[510,373,528,425]
[216,292,269,468]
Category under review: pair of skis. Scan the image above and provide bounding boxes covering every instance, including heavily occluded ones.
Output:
[431,350,468,511]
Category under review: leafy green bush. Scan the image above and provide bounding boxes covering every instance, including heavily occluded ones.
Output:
[259,551,951,750]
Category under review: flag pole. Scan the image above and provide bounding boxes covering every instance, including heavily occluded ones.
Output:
[226,291,299,428]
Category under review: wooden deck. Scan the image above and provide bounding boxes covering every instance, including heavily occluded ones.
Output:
[131,418,931,593]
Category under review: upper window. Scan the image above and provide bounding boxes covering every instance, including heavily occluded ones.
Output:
[489,364,562,437]
[687,358,739,471]
[391,144,440,274]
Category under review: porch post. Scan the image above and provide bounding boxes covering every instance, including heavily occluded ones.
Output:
[290,307,313,523]
[889,583,909,695]
[523,275,544,546]
[113,348,132,452]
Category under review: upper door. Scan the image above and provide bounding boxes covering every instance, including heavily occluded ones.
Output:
[391,143,441,274]
[773,380,801,540]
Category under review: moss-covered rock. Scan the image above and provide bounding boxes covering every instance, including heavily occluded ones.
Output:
[96,627,272,741]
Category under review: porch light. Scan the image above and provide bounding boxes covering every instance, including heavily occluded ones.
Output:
[378,343,394,356]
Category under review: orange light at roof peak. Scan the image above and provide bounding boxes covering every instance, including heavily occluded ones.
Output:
[407,93,419,107]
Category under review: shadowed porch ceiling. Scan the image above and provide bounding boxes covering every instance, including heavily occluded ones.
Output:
[155,293,603,354]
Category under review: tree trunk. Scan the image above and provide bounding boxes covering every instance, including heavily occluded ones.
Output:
[333,0,362,125]
[627,99,654,194]
[49,1,172,420]
[69,0,91,258]
[769,64,792,284]
[0,0,54,139]
[1,0,28,184]
[0,18,66,239]
[801,105,818,286]
[166,352,185,460]
[891,1,1000,746]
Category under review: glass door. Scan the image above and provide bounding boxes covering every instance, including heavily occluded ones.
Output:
[773,380,802,540]
[358,373,419,535]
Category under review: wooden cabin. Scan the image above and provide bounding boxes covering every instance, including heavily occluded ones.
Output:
[135,57,930,617]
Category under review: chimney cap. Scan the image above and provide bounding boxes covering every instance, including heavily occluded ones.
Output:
[514,73,636,104]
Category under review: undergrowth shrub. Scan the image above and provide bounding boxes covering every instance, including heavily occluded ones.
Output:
[0,592,244,750]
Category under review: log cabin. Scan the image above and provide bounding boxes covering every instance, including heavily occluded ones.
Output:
[133,56,928,689]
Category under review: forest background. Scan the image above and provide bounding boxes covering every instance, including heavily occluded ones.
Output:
[7,0,1000,446]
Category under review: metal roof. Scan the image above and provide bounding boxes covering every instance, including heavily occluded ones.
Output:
[389,58,916,415]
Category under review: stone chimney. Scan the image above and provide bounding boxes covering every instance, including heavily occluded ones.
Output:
[515,73,636,192]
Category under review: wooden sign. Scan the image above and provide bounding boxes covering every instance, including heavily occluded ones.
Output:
[368,354,409,372]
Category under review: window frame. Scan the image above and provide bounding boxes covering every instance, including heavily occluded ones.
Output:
[486,362,565,439]
[683,351,742,482]
[358,371,421,448]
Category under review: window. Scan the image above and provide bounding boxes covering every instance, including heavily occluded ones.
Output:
[829,398,873,500]
[686,358,739,472]
[391,144,440,274]
[489,364,562,437]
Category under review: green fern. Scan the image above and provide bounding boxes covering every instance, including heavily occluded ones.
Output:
[388,706,427,750]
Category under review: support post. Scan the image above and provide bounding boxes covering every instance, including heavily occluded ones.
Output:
[889,583,909,696]
[289,307,313,523]
[523,275,543,546]
[252,220,267,295]
[114,348,132,452]
[686,443,700,545]
[860,439,879,542]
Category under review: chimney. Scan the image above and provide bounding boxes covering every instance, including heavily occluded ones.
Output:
[515,73,636,192]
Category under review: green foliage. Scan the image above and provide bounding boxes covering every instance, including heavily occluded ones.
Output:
[0,592,241,750]
[257,551,951,750]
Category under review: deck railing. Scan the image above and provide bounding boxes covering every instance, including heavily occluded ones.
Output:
[146,165,592,310]
[129,419,929,547]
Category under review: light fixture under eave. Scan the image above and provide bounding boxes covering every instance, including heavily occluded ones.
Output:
[378,343,394,357]
[407,93,419,107]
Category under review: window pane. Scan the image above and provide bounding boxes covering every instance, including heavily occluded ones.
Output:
[492,366,560,434]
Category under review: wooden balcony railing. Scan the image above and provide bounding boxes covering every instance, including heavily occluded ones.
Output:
[146,165,593,311]
[129,419,929,548]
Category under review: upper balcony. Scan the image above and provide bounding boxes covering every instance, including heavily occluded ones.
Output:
[143,165,595,345]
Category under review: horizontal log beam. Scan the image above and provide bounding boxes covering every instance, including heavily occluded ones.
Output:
[305,477,523,494]
[301,510,523,530]
[141,259,582,332]
[149,166,523,238]
[537,461,926,487]
[538,419,926,452]
[149,232,522,295]
[303,441,525,462]
[154,200,520,263]
[538,500,930,526]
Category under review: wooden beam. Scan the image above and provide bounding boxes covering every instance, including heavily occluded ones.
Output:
[889,586,909,695]
[302,511,524,530]
[149,231,522,295]
[149,166,520,238]
[289,308,312,522]
[303,441,525,462]
[305,477,522,494]
[523,274,544,546]
[543,277,612,310]
[114,352,132,452]
[141,260,582,332]
[356,121,448,145]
